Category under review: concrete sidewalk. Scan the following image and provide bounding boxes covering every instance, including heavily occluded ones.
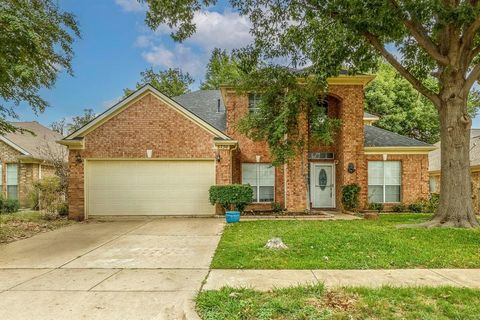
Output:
[203,269,480,291]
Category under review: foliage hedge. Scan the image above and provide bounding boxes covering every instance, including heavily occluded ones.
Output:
[341,183,361,211]
[209,184,253,212]
[0,197,20,214]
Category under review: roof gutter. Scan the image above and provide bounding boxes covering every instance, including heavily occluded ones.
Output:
[364,146,437,154]
[57,139,84,150]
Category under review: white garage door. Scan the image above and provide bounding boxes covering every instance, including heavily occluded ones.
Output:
[86,160,215,216]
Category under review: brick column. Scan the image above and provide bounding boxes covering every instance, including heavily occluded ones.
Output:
[68,150,85,221]
[285,112,309,212]
[214,141,238,185]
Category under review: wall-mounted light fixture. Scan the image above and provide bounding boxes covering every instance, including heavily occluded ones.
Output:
[347,162,356,173]
[255,155,261,163]
[75,152,82,164]
[215,153,221,162]
[146,149,153,158]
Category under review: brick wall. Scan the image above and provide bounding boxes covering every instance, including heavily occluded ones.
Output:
[67,92,218,220]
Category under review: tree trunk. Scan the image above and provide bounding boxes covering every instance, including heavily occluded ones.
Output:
[427,96,479,228]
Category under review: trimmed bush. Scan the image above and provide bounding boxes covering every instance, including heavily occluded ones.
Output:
[341,183,361,211]
[209,184,253,212]
[368,202,384,212]
[392,203,406,213]
[0,197,20,214]
[408,202,423,213]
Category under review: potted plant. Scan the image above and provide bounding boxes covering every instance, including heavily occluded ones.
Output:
[209,184,253,223]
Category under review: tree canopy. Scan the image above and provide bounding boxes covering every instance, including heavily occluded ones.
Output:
[365,63,480,144]
[142,0,480,227]
[0,0,80,134]
[201,48,242,90]
[51,108,96,136]
[124,68,194,97]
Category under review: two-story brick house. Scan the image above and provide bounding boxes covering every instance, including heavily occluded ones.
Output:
[59,75,435,220]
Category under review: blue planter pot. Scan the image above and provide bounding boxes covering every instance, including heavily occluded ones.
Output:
[225,211,241,223]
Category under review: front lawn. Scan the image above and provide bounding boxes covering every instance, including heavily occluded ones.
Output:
[0,211,74,244]
[196,285,480,320]
[211,214,480,269]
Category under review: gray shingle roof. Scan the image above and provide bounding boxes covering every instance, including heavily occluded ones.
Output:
[3,121,66,161]
[363,112,379,119]
[429,129,480,171]
[172,90,226,131]
[364,125,432,147]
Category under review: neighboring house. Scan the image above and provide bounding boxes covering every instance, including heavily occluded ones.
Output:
[0,122,65,207]
[59,76,435,220]
[429,129,480,213]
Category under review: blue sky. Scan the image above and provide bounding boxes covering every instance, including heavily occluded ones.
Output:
[13,0,480,128]
[15,0,252,127]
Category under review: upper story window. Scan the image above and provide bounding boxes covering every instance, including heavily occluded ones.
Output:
[310,97,329,132]
[368,161,401,203]
[248,93,262,113]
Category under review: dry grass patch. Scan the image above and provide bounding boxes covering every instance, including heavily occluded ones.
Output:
[0,211,74,243]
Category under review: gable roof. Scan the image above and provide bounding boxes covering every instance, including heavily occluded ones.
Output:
[2,122,65,161]
[429,129,480,172]
[62,85,230,142]
[364,125,433,148]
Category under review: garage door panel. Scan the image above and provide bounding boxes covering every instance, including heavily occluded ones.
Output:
[86,160,215,216]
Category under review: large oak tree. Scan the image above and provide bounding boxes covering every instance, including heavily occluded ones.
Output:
[141,0,480,228]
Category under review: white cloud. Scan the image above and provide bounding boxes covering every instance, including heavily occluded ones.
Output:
[138,10,253,79]
[115,0,145,12]
[154,11,252,51]
[134,35,152,48]
[142,44,206,77]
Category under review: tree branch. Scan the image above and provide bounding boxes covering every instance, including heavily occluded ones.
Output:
[389,0,449,65]
[363,32,441,107]
[465,64,480,91]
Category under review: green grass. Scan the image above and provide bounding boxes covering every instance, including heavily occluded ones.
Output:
[0,211,73,243]
[196,285,480,320]
[211,214,480,269]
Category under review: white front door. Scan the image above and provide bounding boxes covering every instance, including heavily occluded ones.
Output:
[311,163,335,208]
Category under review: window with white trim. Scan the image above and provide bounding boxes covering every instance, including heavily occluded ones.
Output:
[248,93,262,113]
[242,163,274,202]
[368,161,401,203]
[6,163,18,200]
[429,176,436,193]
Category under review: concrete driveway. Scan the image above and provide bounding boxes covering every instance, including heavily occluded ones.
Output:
[0,218,224,320]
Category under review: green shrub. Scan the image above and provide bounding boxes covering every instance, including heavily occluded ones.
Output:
[368,202,384,212]
[27,187,40,210]
[272,202,283,213]
[31,176,64,217]
[0,198,20,214]
[57,202,69,216]
[425,193,439,213]
[209,184,253,212]
[341,183,361,211]
[408,202,423,213]
[392,203,406,212]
